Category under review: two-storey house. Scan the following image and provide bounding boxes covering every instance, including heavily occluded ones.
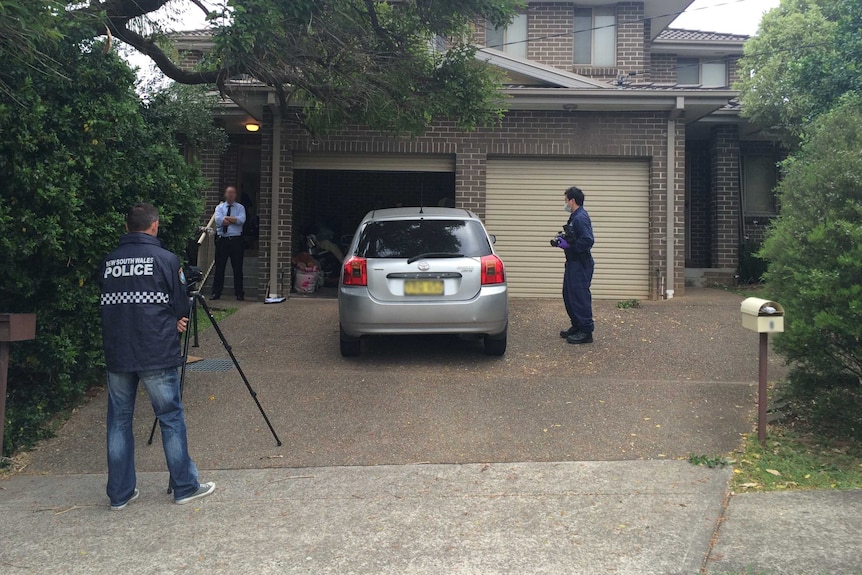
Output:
[177,0,781,300]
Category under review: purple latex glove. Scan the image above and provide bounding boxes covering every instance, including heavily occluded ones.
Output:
[556,238,571,249]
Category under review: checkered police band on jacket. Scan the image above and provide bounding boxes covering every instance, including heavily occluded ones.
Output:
[98,204,191,372]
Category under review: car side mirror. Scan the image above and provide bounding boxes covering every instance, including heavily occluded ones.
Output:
[488,234,497,245]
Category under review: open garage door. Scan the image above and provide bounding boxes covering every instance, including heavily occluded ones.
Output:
[292,153,456,292]
[292,154,456,248]
[294,153,455,172]
[485,158,650,299]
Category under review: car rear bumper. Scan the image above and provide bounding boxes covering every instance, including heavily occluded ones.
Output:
[339,285,508,338]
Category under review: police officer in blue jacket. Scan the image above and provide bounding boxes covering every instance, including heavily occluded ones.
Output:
[98,203,215,509]
[555,186,595,344]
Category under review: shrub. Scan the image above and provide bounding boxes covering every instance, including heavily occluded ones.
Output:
[0,41,204,456]
[759,96,862,416]
[738,239,768,284]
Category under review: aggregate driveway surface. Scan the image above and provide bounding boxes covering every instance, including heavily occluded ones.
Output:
[24,289,783,474]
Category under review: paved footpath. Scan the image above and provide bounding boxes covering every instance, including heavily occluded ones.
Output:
[2,461,727,575]
[2,462,860,574]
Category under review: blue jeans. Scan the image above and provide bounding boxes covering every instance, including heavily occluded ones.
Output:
[106,368,199,505]
[563,259,595,334]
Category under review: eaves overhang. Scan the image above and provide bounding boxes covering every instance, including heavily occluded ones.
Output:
[503,87,739,123]
[651,39,745,57]
[171,31,215,52]
[476,48,608,89]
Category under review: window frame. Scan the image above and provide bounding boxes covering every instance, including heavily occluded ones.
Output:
[742,154,779,216]
[485,13,528,59]
[573,6,617,67]
[676,57,728,87]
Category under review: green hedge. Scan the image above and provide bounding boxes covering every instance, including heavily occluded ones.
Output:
[0,41,204,456]
[760,96,862,435]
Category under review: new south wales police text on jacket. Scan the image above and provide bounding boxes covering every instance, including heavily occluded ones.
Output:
[98,233,190,373]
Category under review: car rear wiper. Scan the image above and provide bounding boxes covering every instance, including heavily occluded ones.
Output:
[406,252,465,264]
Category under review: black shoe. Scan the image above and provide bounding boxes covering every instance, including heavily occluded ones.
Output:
[211,294,221,300]
[560,326,578,339]
[236,295,245,301]
[566,332,594,344]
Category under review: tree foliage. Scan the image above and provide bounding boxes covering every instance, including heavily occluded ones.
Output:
[0,39,204,456]
[742,0,862,434]
[0,0,64,100]
[141,83,228,152]
[69,0,521,133]
[737,0,861,144]
[759,96,862,393]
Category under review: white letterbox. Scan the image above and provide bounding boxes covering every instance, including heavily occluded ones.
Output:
[740,297,784,333]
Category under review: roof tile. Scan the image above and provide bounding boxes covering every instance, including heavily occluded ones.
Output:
[657,28,749,43]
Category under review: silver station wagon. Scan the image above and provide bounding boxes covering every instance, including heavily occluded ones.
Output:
[338,208,509,357]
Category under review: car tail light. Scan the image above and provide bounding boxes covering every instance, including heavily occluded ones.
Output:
[342,256,368,286]
[481,255,505,285]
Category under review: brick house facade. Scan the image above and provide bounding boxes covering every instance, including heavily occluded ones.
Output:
[177,0,781,301]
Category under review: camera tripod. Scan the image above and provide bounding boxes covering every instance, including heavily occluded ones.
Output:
[147,289,282,450]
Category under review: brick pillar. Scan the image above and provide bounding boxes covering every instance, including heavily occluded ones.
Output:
[617,2,645,77]
[275,148,294,297]
[727,55,743,87]
[642,17,651,80]
[198,146,223,225]
[672,118,687,296]
[710,125,741,269]
[527,3,574,70]
[257,109,274,297]
[455,150,487,220]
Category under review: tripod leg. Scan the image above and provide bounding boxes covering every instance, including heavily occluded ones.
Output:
[196,294,283,446]
[146,412,159,446]
[192,296,200,348]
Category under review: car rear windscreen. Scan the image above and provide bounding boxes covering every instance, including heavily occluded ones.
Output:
[356,220,493,259]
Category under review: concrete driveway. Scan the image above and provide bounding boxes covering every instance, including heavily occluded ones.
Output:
[23,289,784,474]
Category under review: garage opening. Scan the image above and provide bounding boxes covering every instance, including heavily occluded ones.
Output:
[291,154,455,296]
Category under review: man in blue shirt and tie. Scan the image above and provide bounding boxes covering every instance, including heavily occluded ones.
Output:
[212,186,247,300]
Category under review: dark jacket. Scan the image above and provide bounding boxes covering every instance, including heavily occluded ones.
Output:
[98,233,190,372]
[563,206,595,263]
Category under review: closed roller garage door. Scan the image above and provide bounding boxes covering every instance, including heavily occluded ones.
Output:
[485,158,650,299]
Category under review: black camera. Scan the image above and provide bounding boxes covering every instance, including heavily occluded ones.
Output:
[184,265,203,293]
[550,224,576,247]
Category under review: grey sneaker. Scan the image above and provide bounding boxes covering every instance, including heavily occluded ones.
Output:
[174,481,216,505]
[111,488,140,510]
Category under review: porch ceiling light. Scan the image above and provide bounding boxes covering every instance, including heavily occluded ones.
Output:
[245,122,261,132]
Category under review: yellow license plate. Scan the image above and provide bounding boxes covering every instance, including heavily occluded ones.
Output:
[404,280,444,296]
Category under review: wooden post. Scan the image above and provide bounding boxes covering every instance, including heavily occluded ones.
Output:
[758,332,769,445]
[0,314,37,458]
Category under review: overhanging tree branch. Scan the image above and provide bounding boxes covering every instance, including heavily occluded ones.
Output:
[60,0,516,133]
[110,24,225,84]
[188,0,211,17]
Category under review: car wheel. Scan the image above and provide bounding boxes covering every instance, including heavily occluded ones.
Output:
[340,326,361,357]
[483,329,507,356]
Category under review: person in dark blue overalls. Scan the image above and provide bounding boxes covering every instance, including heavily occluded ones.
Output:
[555,186,595,344]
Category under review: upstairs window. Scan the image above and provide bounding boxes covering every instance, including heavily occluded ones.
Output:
[677,58,728,87]
[428,35,448,54]
[574,7,616,66]
[743,155,778,214]
[486,13,528,59]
